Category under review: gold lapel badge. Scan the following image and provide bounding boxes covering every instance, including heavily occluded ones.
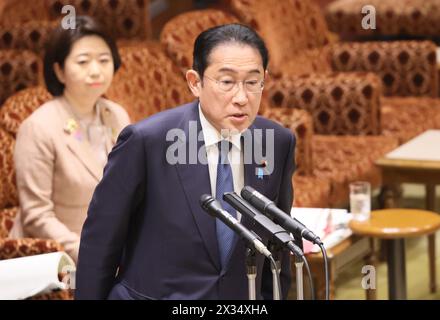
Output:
[64,118,82,140]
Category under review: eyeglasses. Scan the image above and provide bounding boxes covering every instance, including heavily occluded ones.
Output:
[203,75,264,93]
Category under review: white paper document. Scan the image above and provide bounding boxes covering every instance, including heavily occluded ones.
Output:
[0,252,75,300]
[290,207,353,253]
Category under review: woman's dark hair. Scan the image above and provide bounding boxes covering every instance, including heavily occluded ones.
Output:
[44,16,121,96]
[192,23,269,78]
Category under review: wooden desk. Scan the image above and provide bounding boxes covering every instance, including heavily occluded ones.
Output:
[304,235,376,300]
[350,209,440,300]
[376,130,440,293]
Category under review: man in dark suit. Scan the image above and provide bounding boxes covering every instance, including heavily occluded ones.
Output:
[75,24,295,300]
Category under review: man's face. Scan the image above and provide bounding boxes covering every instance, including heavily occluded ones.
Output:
[189,43,265,133]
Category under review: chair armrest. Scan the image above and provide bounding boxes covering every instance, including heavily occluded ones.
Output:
[330,41,438,97]
[0,207,18,238]
[265,72,382,135]
[0,238,63,260]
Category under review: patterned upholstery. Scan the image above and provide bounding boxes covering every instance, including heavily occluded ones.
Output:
[381,97,440,143]
[0,0,151,55]
[0,106,69,299]
[0,1,49,24]
[0,86,52,136]
[331,41,438,97]
[261,108,314,176]
[160,9,239,75]
[0,127,17,209]
[0,238,63,260]
[0,49,43,107]
[29,290,74,300]
[312,135,398,206]
[292,175,331,208]
[325,0,440,38]
[46,0,151,41]
[107,44,193,122]
[0,20,59,55]
[0,207,17,238]
[260,108,331,207]
[265,72,382,135]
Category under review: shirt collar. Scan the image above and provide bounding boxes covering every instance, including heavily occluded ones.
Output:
[198,103,242,151]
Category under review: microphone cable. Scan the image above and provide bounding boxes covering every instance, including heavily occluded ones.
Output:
[318,243,330,300]
[300,254,315,300]
[268,255,282,300]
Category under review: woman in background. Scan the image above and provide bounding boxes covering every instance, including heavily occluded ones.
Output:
[13,16,130,262]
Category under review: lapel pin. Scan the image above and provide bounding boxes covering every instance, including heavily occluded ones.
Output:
[64,118,82,141]
[64,118,78,134]
[257,167,264,180]
[256,160,268,180]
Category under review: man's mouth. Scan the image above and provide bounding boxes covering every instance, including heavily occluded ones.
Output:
[229,113,248,120]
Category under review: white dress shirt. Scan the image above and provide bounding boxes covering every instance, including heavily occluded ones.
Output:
[199,104,244,220]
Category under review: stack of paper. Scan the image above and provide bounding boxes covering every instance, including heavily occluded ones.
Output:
[0,252,75,300]
[290,207,353,254]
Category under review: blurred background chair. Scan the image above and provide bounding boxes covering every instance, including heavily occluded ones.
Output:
[0,89,72,299]
[0,49,43,107]
[106,43,193,122]
[325,0,440,43]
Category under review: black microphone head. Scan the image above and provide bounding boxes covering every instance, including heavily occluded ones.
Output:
[199,194,214,210]
[241,186,256,200]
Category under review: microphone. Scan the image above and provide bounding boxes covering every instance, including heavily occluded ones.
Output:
[199,194,272,258]
[223,192,304,258]
[241,186,323,245]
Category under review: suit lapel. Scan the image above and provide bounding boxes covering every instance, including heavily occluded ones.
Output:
[65,135,103,181]
[175,101,221,271]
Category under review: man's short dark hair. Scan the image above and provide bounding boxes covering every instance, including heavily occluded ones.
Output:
[192,23,269,78]
[44,16,121,96]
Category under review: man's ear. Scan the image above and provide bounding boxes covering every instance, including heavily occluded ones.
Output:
[263,69,270,87]
[54,63,65,84]
[186,70,202,97]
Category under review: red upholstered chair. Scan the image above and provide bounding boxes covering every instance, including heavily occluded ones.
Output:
[0,119,71,299]
[107,43,193,122]
[0,0,151,56]
[0,0,49,24]
[45,0,152,42]
[0,49,43,107]
[325,0,440,40]
[0,20,59,56]
[261,107,331,208]
[160,9,240,76]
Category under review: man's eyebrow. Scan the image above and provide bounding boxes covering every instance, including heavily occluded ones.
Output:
[217,67,262,74]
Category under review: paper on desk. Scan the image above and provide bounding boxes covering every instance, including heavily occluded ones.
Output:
[290,207,353,254]
[0,252,75,300]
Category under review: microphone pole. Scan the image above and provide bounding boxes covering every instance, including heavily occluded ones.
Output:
[242,186,325,300]
[199,194,278,300]
[223,192,305,300]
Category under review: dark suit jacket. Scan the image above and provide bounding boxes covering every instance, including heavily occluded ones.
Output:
[75,100,296,300]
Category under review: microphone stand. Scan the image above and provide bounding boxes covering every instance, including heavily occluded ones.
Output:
[293,236,305,300]
[245,247,257,300]
[269,243,282,300]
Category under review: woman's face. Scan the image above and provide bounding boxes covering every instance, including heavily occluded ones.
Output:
[55,35,115,100]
